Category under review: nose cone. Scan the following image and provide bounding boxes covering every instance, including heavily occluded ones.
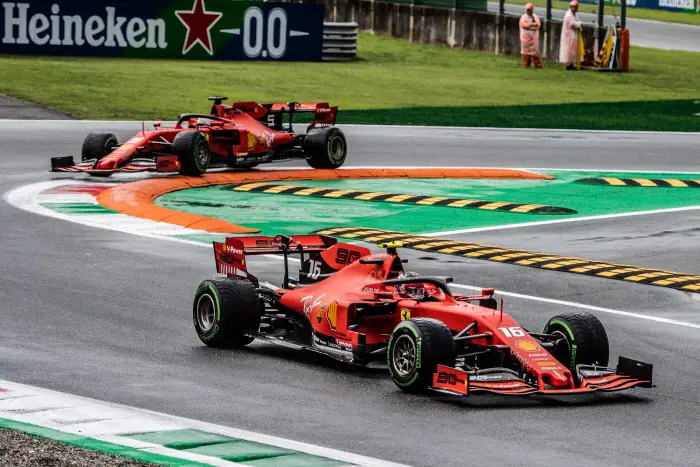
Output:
[542,368,571,388]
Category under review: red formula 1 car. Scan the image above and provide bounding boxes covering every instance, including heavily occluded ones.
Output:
[192,235,654,397]
[50,97,347,177]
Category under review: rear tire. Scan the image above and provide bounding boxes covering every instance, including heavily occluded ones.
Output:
[193,278,261,348]
[304,127,347,169]
[81,132,118,162]
[544,312,609,378]
[388,318,455,394]
[173,130,210,176]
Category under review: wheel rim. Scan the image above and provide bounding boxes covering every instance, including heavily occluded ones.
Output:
[551,330,571,365]
[104,138,117,153]
[196,294,216,332]
[196,141,209,167]
[392,334,417,377]
[328,136,345,162]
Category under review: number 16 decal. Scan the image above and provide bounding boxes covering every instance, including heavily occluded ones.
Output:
[308,260,321,280]
[498,326,525,337]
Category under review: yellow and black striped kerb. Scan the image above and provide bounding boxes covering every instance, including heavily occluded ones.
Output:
[314,227,700,293]
[231,183,576,215]
[577,177,700,188]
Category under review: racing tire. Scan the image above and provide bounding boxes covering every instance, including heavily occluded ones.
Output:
[81,132,118,162]
[173,130,210,176]
[543,312,609,378]
[193,278,261,348]
[303,127,347,169]
[388,318,455,394]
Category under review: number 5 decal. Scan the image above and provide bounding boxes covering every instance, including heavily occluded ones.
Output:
[498,326,525,338]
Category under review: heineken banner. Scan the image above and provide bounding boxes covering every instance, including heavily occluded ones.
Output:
[0,0,325,60]
[577,0,697,12]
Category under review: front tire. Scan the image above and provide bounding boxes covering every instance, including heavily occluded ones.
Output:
[193,278,261,348]
[304,127,347,169]
[387,318,455,394]
[544,312,609,378]
[82,132,118,162]
[173,130,210,176]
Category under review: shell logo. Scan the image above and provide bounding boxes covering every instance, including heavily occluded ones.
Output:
[515,340,540,352]
[326,301,338,330]
[247,132,257,148]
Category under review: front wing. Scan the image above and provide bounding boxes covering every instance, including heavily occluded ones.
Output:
[430,357,653,397]
[50,156,181,174]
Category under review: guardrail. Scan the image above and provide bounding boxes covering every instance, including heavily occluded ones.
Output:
[322,22,358,61]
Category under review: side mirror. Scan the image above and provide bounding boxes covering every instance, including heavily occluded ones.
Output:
[153,122,161,129]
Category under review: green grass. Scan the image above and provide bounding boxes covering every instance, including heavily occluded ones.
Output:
[338,100,700,131]
[1,33,699,130]
[507,0,700,26]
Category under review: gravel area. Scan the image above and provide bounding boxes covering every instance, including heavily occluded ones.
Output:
[0,429,157,467]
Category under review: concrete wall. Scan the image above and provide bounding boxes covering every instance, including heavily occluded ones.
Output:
[322,0,597,60]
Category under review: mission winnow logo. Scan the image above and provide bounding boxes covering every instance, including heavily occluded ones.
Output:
[0,0,325,60]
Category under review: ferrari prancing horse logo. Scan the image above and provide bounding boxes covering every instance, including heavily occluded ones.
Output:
[326,301,338,330]
[400,309,411,321]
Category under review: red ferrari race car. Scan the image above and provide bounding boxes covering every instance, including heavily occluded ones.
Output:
[192,235,654,398]
[50,97,347,176]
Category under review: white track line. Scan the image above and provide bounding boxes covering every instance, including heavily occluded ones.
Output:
[424,205,700,236]
[449,283,700,330]
[2,119,699,136]
[527,167,700,174]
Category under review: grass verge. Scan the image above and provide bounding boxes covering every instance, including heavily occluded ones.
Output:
[338,100,700,131]
[506,0,700,26]
[0,33,699,129]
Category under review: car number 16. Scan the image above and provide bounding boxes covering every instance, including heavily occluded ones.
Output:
[498,326,525,338]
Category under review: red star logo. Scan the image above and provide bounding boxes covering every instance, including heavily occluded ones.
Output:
[175,0,223,55]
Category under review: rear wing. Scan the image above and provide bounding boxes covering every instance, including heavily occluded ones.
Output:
[232,101,338,132]
[213,234,337,287]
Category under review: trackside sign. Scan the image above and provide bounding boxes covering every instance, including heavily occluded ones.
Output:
[0,0,325,60]
[577,0,697,12]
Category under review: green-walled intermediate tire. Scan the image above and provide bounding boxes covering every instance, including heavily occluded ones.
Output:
[543,312,609,379]
[173,130,210,176]
[387,318,455,394]
[193,278,261,348]
[304,127,347,169]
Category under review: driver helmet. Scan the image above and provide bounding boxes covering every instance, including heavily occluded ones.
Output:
[397,271,425,298]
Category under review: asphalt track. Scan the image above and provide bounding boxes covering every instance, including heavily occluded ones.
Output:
[491,2,700,52]
[2,120,700,466]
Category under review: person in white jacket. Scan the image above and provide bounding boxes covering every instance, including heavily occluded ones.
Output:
[559,0,584,69]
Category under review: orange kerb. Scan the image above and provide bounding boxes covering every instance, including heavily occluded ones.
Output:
[96,168,553,234]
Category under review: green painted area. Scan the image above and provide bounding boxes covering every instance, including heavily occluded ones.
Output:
[128,429,352,466]
[159,170,700,238]
[0,418,217,467]
[127,428,234,450]
[184,441,293,462]
[40,203,118,215]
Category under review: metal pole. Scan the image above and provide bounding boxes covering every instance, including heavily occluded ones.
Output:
[546,0,552,58]
[621,0,626,29]
[597,0,605,47]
